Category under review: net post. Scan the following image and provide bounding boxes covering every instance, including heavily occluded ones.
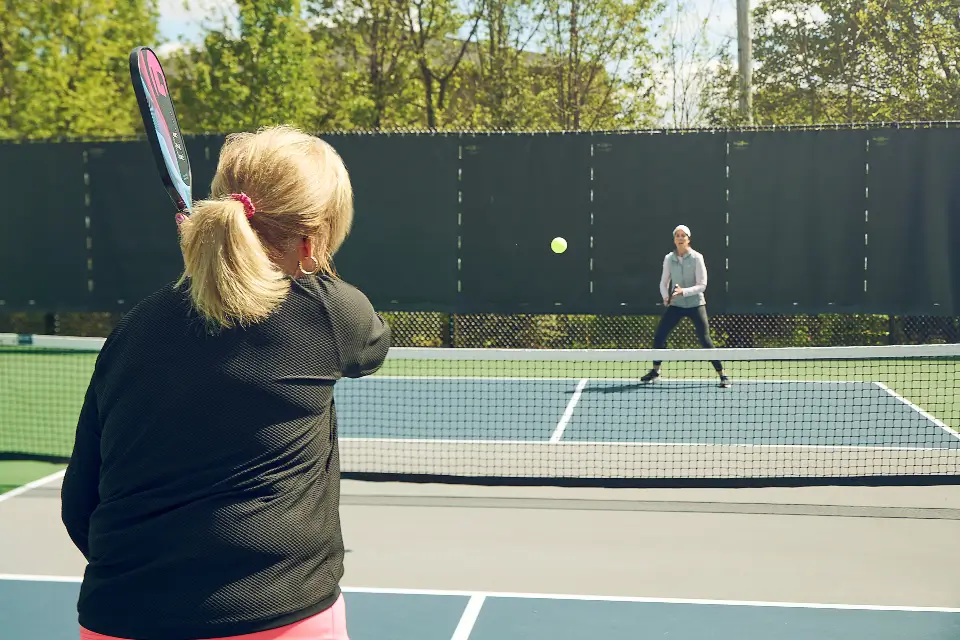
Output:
[441,313,455,348]
[44,312,59,335]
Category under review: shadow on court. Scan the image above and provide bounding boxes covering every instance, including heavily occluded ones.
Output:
[579,380,720,393]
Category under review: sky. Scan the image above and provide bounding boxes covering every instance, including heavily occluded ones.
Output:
[157,0,226,52]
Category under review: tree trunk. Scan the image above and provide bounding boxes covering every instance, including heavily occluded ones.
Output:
[420,62,436,128]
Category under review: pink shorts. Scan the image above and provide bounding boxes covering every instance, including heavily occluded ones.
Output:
[80,594,350,640]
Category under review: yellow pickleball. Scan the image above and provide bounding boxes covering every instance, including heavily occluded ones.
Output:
[551,237,567,254]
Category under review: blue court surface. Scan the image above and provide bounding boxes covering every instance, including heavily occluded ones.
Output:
[2,576,959,640]
[334,378,960,449]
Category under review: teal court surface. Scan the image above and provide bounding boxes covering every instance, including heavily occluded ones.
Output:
[3,574,960,640]
[329,371,960,481]
[335,377,960,447]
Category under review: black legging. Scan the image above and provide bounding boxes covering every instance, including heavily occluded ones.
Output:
[652,304,723,371]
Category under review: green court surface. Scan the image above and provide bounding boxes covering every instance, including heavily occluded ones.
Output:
[1,347,96,460]
[0,461,66,495]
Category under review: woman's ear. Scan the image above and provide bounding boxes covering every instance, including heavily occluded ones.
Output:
[299,236,313,261]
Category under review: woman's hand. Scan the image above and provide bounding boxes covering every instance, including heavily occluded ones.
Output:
[672,285,683,298]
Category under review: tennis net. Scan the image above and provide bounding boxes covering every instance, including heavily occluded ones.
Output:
[2,332,959,486]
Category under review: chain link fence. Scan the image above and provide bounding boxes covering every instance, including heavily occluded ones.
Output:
[8,311,954,349]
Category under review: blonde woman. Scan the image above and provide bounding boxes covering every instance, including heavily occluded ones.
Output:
[641,224,731,388]
[60,126,390,640]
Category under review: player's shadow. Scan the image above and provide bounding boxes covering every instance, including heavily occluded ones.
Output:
[581,380,718,394]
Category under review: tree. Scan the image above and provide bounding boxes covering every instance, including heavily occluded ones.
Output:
[857,0,960,120]
[700,0,960,126]
[398,0,484,128]
[164,0,666,132]
[309,0,421,129]
[0,0,159,139]
[464,0,550,128]
[657,0,728,127]
[536,0,661,130]
[170,0,328,133]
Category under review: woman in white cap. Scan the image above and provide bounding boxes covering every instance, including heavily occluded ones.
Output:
[641,224,731,388]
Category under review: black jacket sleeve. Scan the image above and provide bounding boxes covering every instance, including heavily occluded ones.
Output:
[61,376,103,560]
[333,282,391,378]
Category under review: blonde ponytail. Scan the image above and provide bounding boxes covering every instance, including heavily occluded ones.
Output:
[174,125,354,331]
[176,197,289,329]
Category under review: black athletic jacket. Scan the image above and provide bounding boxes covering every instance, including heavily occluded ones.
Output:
[60,275,391,640]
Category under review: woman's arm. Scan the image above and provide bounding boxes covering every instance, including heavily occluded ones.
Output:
[659,254,671,303]
[333,282,392,379]
[61,378,102,560]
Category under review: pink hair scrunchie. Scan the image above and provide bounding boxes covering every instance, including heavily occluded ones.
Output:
[229,192,256,219]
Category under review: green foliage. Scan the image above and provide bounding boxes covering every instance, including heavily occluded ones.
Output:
[307,0,423,129]
[702,0,960,126]
[453,0,543,128]
[0,0,159,139]
[0,0,668,136]
[398,0,484,128]
[9,0,960,137]
[536,0,661,130]
[169,0,329,133]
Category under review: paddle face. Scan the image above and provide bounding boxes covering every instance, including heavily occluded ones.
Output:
[129,46,192,215]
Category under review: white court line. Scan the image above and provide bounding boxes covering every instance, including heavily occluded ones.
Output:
[873,382,960,442]
[344,587,960,613]
[550,378,588,443]
[450,594,485,640]
[340,437,953,452]
[362,375,867,385]
[620,378,861,385]
[0,469,65,505]
[0,574,81,583]
[1,575,958,613]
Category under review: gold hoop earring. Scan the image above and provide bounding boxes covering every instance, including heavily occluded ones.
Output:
[299,255,320,276]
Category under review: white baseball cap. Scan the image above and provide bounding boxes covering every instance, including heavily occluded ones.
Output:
[673,225,691,237]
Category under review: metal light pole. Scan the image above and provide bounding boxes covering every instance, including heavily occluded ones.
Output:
[737,0,753,124]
